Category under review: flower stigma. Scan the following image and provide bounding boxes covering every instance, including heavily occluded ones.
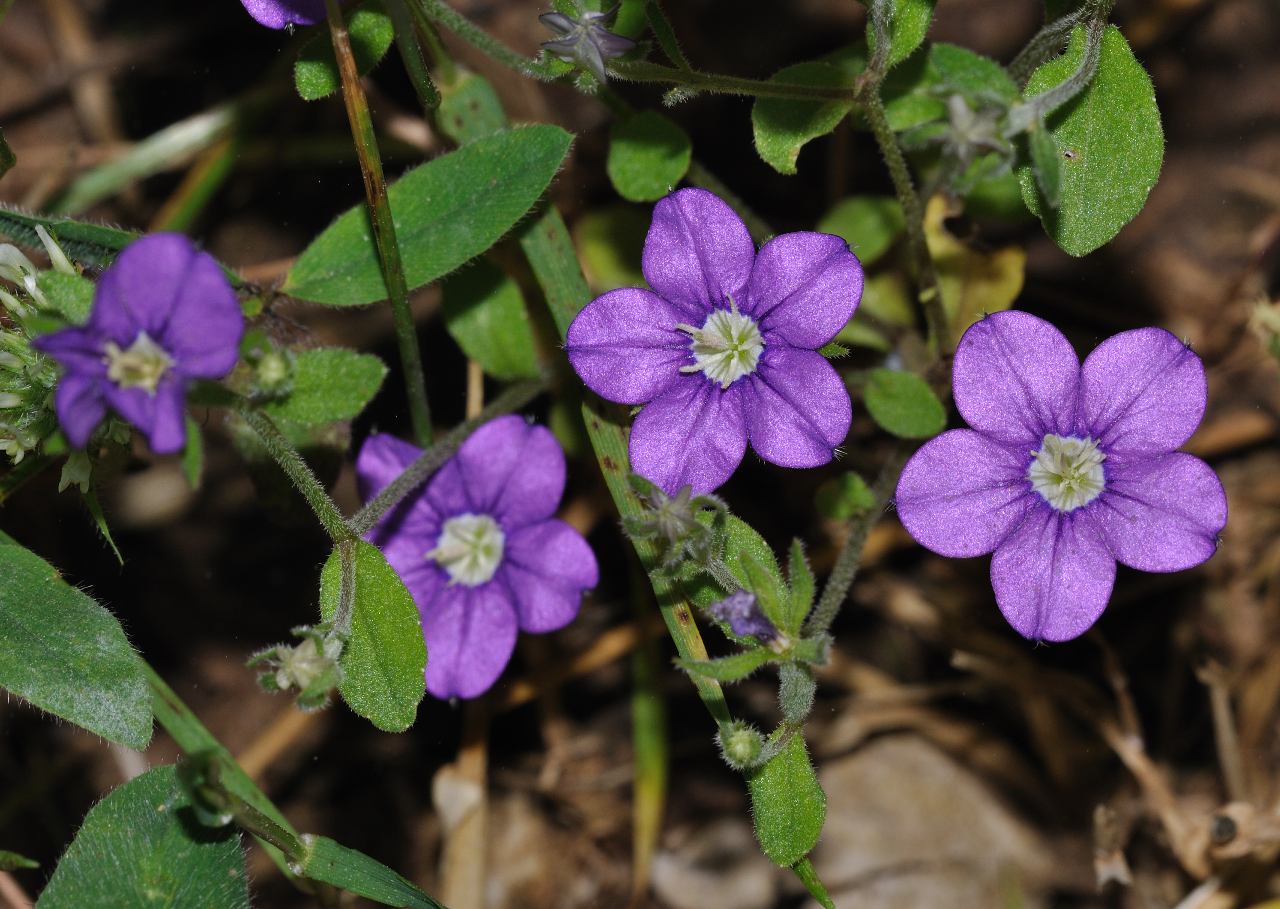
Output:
[1027,434,1106,512]
[676,298,765,389]
[428,513,506,587]
[103,332,174,395]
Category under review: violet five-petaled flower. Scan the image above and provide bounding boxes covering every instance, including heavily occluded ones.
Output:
[895,310,1227,642]
[239,0,327,29]
[34,233,243,455]
[357,416,599,700]
[539,4,636,83]
[566,188,863,495]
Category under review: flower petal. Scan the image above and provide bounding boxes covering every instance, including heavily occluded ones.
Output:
[895,429,1036,557]
[642,188,754,317]
[357,433,442,557]
[1077,327,1206,456]
[240,0,326,28]
[565,287,689,404]
[630,377,747,495]
[91,234,199,343]
[1094,452,1225,572]
[356,432,422,499]
[104,379,187,454]
[501,519,598,632]
[33,325,107,377]
[990,506,1115,642]
[746,232,862,348]
[455,416,565,528]
[423,582,518,700]
[952,311,1080,447]
[53,372,107,448]
[160,246,243,379]
[744,348,850,468]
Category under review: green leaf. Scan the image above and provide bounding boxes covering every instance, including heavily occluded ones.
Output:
[295,2,395,102]
[678,647,773,683]
[297,835,445,909]
[0,205,137,269]
[0,850,37,871]
[38,766,250,909]
[815,196,904,267]
[751,47,864,175]
[816,341,849,359]
[35,271,94,325]
[748,732,826,866]
[815,472,875,521]
[0,542,151,748]
[928,42,1019,103]
[571,205,647,292]
[1028,124,1062,209]
[284,126,573,306]
[784,540,814,634]
[606,111,692,202]
[863,368,946,438]
[319,541,426,733]
[441,260,541,380]
[867,0,936,68]
[1017,25,1163,256]
[261,348,387,426]
[686,515,786,612]
[181,415,204,490]
[436,72,508,145]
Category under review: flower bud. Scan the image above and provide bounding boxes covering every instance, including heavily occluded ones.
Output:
[717,720,763,771]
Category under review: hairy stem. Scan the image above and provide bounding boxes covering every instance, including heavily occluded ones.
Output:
[1006,17,1106,136]
[325,0,434,448]
[412,0,558,79]
[1007,5,1088,86]
[238,407,353,543]
[611,60,853,101]
[350,378,546,536]
[386,0,441,114]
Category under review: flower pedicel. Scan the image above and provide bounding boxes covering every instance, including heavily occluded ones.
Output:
[895,310,1227,641]
[357,416,598,699]
[566,187,863,495]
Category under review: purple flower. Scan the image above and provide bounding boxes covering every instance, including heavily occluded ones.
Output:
[239,0,326,29]
[566,188,863,495]
[707,589,778,644]
[34,234,243,454]
[895,310,1227,642]
[357,416,599,700]
[539,4,636,83]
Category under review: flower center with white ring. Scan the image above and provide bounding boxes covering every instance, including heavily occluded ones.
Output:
[104,331,173,395]
[1027,434,1106,512]
[427,513,505,586]
[676,299,764,389]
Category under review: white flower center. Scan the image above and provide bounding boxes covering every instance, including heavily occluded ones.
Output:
[103,331,173,395]
[427,513,505,587]
[1027,434,1106,512]
[676,298,764,390]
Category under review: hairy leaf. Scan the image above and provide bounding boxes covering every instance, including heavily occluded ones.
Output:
[607,111,692,202]
[748,732,826,866]
[441,260,541,380]
[295,2,395,101]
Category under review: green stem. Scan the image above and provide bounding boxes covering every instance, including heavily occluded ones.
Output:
[325,0,433,449]
[859,88,946,355]
[386,0,441,114]
[792,857,835,909]
[413,0,558,79]
[610,60,853,101]
[803,447,907,638]
[1007,5,1087,86]
[331,538,358,639]
[350,378,546,536]
[238,407,353,543]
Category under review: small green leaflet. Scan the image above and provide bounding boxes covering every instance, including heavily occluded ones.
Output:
[38,766,250,909]
[442,260,541,381]
[752,46,864,175]
[863,368,947,438]
[295,2,395,102]
[284,126,573,306]
[606,111,692,202]
[866,0,936,68]
[261,348,388,426]
[748,732,827,866]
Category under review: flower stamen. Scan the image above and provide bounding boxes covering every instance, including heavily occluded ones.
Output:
[1028,434,1106,512]
[103,331,173,395]
[676,297,764,389]
[427,513,505,587]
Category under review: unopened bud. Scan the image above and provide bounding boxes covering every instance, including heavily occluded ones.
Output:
[717,721,763,771]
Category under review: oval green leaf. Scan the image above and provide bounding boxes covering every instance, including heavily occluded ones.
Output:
[607,111,692,202]
[867,0,936,68]
[284,125,574,306]
[319,541,426,733]
[441,259,541,381]
[0,540,152,749]
[748,732,827,866]
[261,348,387,426]
[295,2,395,102]
[1017,26,1164,256]
[752,47,864,175]
[38,766,250,909]
[863,368,946,438]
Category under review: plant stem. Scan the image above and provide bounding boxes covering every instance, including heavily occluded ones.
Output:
[350,378,546,536]
[238,407,353,543]
[413,0,557,79]
[325,0,433,449]
[804,447,907,637]
[386,0,440,114]
[611,59,853,101]
[1007,5,1087,86]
